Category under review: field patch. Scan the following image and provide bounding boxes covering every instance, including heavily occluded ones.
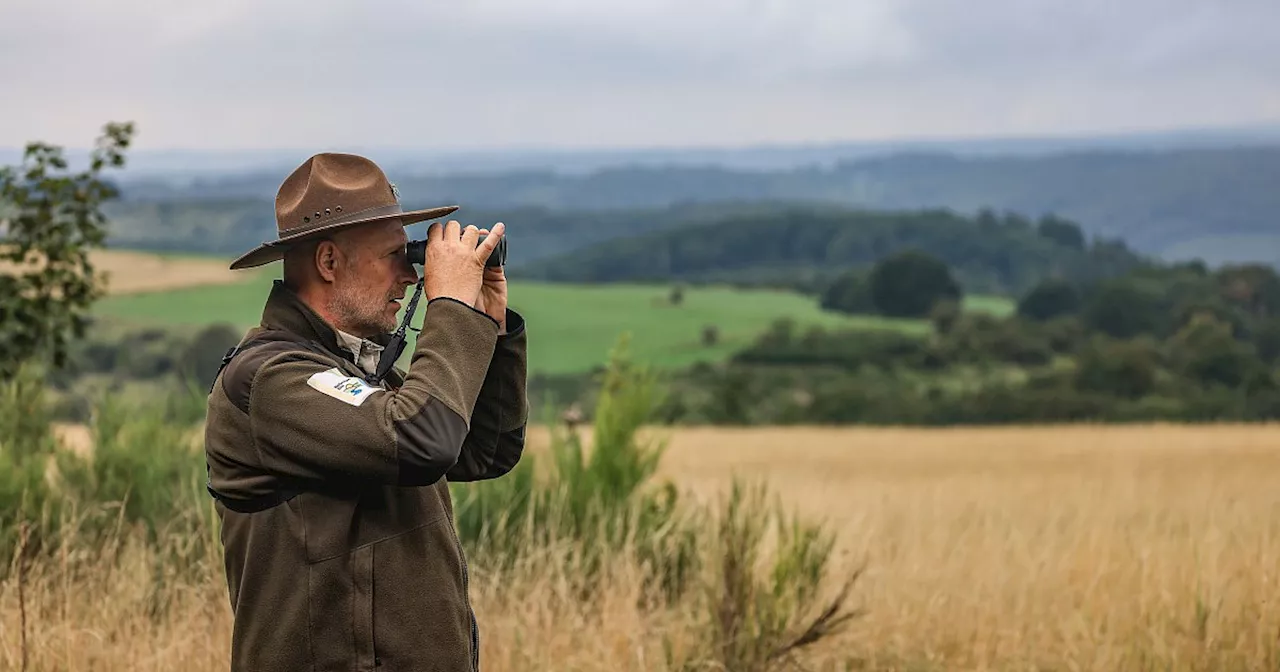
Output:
[0,248,242,295]
[644,423,1280,669]
[19,422,1280,670]
[94,249,240,295]
[93,258,1012,374]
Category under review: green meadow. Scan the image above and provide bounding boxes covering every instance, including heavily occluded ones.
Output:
[94,269,1013,375]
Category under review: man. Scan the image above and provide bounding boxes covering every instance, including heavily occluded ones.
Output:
[204,152,527,672]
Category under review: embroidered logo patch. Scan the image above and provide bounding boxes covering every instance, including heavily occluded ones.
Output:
[306,368,382,407]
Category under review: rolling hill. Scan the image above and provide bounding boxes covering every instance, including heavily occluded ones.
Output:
[98,145,1280,268]
[512,206,1146,296]
[92,264,1012,375]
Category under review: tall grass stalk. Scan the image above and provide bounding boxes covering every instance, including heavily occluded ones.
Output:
[453,335,702,600]
[452,335,862,667]
[1,368,211,571]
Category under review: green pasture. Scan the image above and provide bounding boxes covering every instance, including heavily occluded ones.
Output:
[95,271,1013,375]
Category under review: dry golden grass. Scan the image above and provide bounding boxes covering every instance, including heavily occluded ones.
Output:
[89,249,240,295]
[0,249,239,296]
[4,423,1280,670]
[655,423,1280,670]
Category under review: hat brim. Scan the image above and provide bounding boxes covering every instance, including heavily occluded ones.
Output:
[228,205,460,270]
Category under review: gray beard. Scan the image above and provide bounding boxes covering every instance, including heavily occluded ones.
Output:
[329,286,393,337]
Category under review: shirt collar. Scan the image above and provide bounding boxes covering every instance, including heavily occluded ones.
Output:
[333,327,386,377]
[259,280,391,377]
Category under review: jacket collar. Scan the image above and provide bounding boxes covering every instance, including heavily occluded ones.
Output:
[258,280,395,369]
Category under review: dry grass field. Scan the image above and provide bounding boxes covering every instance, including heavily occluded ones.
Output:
[4,423,1279,671]
[0,248,239,296]
[655,424,1280,670]
[89,249,241,295]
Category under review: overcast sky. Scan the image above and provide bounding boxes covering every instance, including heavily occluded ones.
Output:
[2,0,1278,152]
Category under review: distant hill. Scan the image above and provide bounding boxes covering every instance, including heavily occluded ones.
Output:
[100,201,793,265]
[513,206,1146,297]
[100,145,1280,268]
[16,121,1279,177]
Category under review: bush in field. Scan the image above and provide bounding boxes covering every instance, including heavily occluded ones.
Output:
[671,480,863,672]
[1081,276,1175,339]
[1017,278,1082,321]
[452,336,699,599]
[929,299,962,335]
[1073,336,1162,400]
[1,368,210,567]
[819,268,876,315]
[0,365,64,560]
[453,336,863,666]
[0,123,134,379]
[868,250,962,318]
[1169,313,1265,389]
[5,331,863,664]
[1255,318,1280,365]
[53,393,206,544]
[936,313,1055,366]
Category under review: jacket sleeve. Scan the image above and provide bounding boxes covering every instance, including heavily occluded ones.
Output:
[447,308,529,482]
[246,297,500,486]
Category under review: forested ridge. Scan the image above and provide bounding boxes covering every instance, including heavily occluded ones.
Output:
[513,206,1145,296]
[101,145,1280,267]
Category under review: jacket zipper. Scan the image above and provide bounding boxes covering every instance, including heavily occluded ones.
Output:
[448,522,479,671]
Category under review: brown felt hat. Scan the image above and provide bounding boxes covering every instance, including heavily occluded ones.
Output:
[229,152,458,270]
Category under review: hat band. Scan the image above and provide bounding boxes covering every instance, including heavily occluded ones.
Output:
[277,202,404,236]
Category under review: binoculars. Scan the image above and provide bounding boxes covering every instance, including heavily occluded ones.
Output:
[405,234,506,268]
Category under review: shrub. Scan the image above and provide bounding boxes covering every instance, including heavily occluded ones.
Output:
[937,314,1054,366]
[869,250,962,318]
[1041,315,1087,354]
[819,268,876,315]
[452,336,698,600]
[1,367,211,568]
[929,299,962,335]
[1252,318,1280,365]
[452,335,865,661]
[1074,336,1162,400]
[52,393,206,547]
[1081,277,1174,339]
[1017,278,1082,321]
[0,365,63,560]
[1170,313,1263,389]
[0,122,134,379]
[675,480,863,671]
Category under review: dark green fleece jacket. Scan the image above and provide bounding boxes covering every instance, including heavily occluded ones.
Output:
[204,280,527,672]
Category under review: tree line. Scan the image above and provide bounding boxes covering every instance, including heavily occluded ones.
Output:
[648,255,1280,425]
[516,206,1145,296]
[111,145,1280,266]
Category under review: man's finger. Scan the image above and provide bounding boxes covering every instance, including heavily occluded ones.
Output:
[475,222,504,259]
[461,224,480,247]
[444,219,460,241]
[426,221,441,243]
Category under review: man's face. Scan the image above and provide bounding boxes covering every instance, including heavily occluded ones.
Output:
[327,220,417,337]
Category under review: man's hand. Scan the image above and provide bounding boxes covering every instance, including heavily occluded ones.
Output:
[473,225,508,333]
[423,220,505,308]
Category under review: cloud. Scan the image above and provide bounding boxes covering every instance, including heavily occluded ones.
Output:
[1,0,1277,150]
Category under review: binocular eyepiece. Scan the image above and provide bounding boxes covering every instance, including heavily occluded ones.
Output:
[405,234,507,268]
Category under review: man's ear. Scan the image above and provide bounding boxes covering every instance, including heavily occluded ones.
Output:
[315,240,341,283]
